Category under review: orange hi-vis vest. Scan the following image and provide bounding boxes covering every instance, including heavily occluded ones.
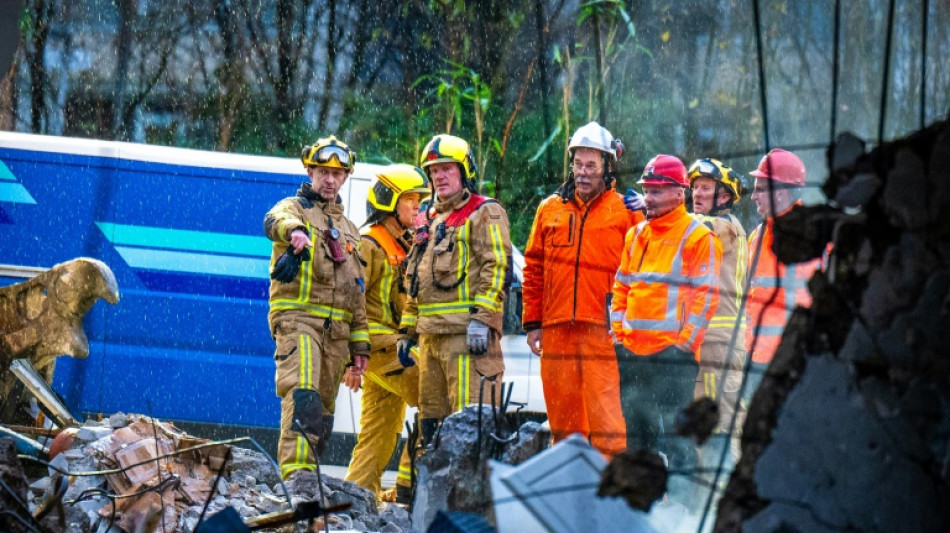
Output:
[745,213,823,363]
[361,223,408,339]
[365,224,407,265]
[610,204,722,359]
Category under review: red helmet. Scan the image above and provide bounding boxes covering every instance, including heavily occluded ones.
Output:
[637,154,688,187]
[749,148,805,187]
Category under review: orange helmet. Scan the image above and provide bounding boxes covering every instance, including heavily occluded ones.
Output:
[749,148,805,187]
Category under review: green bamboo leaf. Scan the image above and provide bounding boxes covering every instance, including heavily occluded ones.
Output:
[617,7,637,40]
[528,123,564,163]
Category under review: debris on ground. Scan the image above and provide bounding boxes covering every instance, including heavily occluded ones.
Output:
[674,398,719,446]
[1,414,411,532]
[599,448,668,512]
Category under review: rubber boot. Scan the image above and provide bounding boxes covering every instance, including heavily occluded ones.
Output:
[419,418,441,449]
[317,415,334,456]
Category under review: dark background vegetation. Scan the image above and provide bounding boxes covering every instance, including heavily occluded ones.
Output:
[1,0,947,246]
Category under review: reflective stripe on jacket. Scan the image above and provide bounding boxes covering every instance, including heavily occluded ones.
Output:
[361,220,409,350]
[522,189,642,330]
[610,204,722,359]
[697,213,747,344]
[264,184,369,347]
[401,190,512,334]
[744,215,822,363]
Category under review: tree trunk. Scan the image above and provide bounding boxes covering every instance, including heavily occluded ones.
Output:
[27,0,52,134]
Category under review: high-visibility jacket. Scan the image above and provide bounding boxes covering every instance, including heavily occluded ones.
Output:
[265,183,369,350]
[610,204,722,359]
[696,213,747,344]
[522,189,643,331]
[745,210,823,363]
[360,219,410,353]
[401,189,512,334]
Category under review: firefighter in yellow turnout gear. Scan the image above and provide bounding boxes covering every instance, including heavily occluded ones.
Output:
[264,136,370,480]
[344,165,430,503]
[688,158,748,470]
[398,134,512,447]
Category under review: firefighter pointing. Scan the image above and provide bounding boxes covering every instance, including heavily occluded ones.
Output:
[264,136,371,481]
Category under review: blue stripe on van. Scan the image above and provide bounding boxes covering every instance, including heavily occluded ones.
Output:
[136,270,269,300]
[97,222,271,257]
[114,246,270,278]
[0,183,36,204]
[0,160,15,180]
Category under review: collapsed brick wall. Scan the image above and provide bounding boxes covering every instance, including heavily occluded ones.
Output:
[715,121,950,532]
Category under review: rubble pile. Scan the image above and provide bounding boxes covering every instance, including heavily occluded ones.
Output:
[10,414,410,532]
[715,121,950,532]
[412,405,550,532]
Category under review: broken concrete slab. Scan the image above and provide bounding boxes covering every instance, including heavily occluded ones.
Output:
[411,405,551,532]
[492,435,657,533]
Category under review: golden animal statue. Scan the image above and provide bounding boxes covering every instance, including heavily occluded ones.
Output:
[0,258,119,378]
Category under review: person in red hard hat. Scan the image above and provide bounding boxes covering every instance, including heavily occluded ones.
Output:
[610,154,722,504]
[745,149,824,384]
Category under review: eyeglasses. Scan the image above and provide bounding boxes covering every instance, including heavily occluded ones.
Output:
[571,162,602,174]
[313,145,352,167]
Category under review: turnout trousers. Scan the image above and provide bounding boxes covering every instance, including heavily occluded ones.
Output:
[540,323,626,457]
[417,333,504,420]
[273,317,350,479]
[694,341,748,462]
[345,344,419,495]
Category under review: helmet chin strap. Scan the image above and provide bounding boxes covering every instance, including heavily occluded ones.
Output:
[707,182,730,216]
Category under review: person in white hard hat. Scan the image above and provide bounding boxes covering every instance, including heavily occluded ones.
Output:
[521,121,643,457]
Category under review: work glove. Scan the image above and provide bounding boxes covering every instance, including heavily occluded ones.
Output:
[467,319,490,356]
[623,188,646,212]
[397,338,416,367]
[270,247,311,283]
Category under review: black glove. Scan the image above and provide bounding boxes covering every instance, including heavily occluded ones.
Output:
[397,338,416,367]
[270,247,311,283]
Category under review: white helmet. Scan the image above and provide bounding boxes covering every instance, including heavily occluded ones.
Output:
[568,121,623,161]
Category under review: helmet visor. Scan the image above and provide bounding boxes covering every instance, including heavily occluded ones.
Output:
[312,145,352,168]
[691,159,717,177]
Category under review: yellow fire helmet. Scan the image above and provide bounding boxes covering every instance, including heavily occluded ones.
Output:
[688,157,743,204]
[367,164,431,217]
[419,134,477,183]
[301,135,356,174]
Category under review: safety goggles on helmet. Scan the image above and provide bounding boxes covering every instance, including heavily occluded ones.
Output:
[690,159,719,178]
[312,145,352,168]
[301,136,356,173]
[688,158,743,202]
[638,172,682,186]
